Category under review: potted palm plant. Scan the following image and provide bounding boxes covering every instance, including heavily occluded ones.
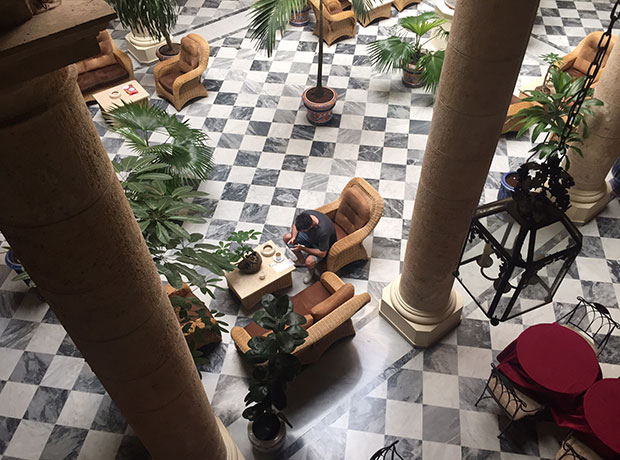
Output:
[249,0,370,125]
[367,12,447,92]
[242,294,308,452]
[499,67,603,208]
[105,103,214,184]
[106,0,180,62]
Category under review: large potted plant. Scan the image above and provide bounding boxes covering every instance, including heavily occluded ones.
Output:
[498,67,602,203]
[249,0,370,125]
[106,0,180,62]
[105,103,214,185]
[367,12,447,92]
[217,230,262,274]
[242,294,308,452]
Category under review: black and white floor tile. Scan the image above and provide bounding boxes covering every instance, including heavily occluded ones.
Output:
[2,0,620,459]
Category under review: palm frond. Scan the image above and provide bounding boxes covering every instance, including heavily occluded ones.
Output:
[249,0,307,56]
[107,0,178,41]
[419,50,444,94]
[399,12,446,38]
[349,0,372,23]
[367,36,417,73]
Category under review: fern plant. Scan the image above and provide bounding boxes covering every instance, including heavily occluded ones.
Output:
[105,103,214,183]
[367,12,447,94]
[106,0,179,53]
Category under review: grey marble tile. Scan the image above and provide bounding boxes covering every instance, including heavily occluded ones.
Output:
[498,420,540,457]
[217,133,243,149]
[302,173,329,192]
[240,203,270,223]
[233,150,261,167]
[607,259,620,283]
[461,446,501,460]
[0,320,36,350]
[24,387,69,424]
[9,351,54,385]
[210,374,249,426]
[259,225,290,246]
[363,116,387,132]
[598,335,620,365]
[337,129,362,145]
[264,137,289,153]
[91,395,127,434]
[383,198,403,219]
[343,101,366,116]
[358,145,383,163]
[221,182,250,202]
[252,168,280,186]
[331,160,357,177]
[0,292,25,319]
[273,110,298,125]
[387,104,410,119]
[204,117,227,133]
[40,425,88,460]
[423,405,460,444]
[579,236,606,258]
[458,377,492,413]
[282,155,308,172]
[192,197,218,219]
[205,219,237,240]
[115,435,149,460]
[423,344,458,375]
[381,164,407,181]
[272,188,300,207]
[385,435,423,459]
[229,106,254,121]
[310,141,335,158]
[57,335,82,358]
[580,281,618,309]
[247,120,271,136]
[292,125,316,141]
[0,415,20,454]
[456,319,492,349]
[73,363,106,395]
[348,396,386,434]
[41,308,60,325]
[387,369,423,403]
[371,237,401,260]
[409,120,431,135]
[196,343,227,374]
[596,217,620,238]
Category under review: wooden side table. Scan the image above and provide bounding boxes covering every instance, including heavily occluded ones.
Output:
[225,240,295,311]
[93,79,149,111]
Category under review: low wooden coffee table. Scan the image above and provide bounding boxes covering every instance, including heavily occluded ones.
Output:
[225,240,295,311]
[93,80,149,111]
[358,0,392,26]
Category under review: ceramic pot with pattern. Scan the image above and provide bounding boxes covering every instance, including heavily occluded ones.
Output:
[302,86,338,125]
[290,5,311,26]
[402,61,424,88]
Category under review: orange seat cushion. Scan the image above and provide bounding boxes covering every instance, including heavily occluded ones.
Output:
[160,70,183,93]
[334,222,347,240]
[566,67,587,79]
[310,283,354,321]
[334,187,371,235]
[178,36,201,73]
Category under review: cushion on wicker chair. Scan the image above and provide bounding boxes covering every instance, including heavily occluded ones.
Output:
[311,283,354,321]
[78,31,117,74]
[334,188,371,235]
[245,313,314,338]
[77,64,129,93]
[178,36,201,73]
[325,0,343,13]
[159,70,184,93]
[334,222,347,240]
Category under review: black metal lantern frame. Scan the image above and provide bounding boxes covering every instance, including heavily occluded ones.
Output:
[454,197,582,325]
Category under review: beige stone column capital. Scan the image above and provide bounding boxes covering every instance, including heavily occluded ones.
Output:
[566,42,620,224]
[380,0,540,347]
[0,66,243,460]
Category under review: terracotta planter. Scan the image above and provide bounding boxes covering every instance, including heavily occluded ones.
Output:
[302,87,338,125]
[156,42,182,61]
[402,62,424,88]
[248,417,286,453]
[290,6,311,26]
[238,251,262,274]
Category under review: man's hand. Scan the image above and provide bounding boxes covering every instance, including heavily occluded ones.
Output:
[287,236,296,246]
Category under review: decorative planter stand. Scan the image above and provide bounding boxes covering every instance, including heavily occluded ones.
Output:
[302,87,338,125]
[125,28,166,64]
[290,6,311,26]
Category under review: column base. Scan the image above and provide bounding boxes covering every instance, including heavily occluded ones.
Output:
[379,279,463,347]
[216,417,246,460]
[125,31,165,64]
[566,182,612,225]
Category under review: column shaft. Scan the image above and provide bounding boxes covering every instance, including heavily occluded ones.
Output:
[566,43,620,224]
[380,0,540,346]
[0,66,238,460]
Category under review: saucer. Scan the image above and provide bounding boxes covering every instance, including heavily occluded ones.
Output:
[273,255,284,263]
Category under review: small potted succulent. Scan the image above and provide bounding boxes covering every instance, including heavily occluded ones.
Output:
[499,66,602,203]
[217,230,262,274]
[242,294,308,452]
[368,12,447,92]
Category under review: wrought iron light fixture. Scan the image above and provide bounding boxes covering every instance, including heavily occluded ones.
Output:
[454,197,581,325]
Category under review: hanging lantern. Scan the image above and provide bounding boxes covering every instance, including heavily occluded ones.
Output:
[454,197,581,325]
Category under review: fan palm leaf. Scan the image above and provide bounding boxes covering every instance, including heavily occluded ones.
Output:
[106,0,178,43]
[419,50,444,94]
[367,36,418,73]
[399,12,447,40]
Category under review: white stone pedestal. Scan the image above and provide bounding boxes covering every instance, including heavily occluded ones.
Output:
[125,29,165,64]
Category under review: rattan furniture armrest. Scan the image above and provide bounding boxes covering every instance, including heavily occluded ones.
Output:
[154,56,181,80]
[231,326,252,354]
[112,47,135,80]
[316,198,342,220]
[320,271,345,294]
[172,64,207,94]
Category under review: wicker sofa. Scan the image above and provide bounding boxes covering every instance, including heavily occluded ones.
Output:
[316,177,383,273]
[154,34,210,111]
[76,30,135,103]
[231,272,370,365]
[308,0,356,46]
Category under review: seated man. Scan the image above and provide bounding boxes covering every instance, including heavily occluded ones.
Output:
[283,210,337,284]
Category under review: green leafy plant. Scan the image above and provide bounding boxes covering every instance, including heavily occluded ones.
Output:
[242,294,308,441]
[217,230,261,263]
[540,52,562,89]
[0,245,33,285]
[114,155,234,297]
[511,67,603,212]
[106,0,179,53]
[367,12,448,93]
[105,103,214,184]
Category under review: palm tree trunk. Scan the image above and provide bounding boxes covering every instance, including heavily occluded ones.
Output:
[165,33,173,52]
[316,0,324,96]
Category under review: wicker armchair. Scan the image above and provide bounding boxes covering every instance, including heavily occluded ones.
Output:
[231,272,370,365]
[76,30,135,103]
[154,34,210,111]
[316,177,383,273]
[308,0,357,46]
[393,0,421,12]
[558,32,616,86]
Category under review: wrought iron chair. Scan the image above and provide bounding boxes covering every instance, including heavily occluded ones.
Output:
[555,433,604,460]
[556,297,620,355]
[475,364,544,438]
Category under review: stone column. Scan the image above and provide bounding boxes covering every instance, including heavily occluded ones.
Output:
[566,43,620,224]
[380,0,540,346]
[0,66,243,460]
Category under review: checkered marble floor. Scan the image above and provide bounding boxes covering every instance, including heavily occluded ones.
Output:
[2,1,620,459]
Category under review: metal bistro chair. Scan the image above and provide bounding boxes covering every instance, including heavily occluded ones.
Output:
[555,433,604,460]
[475,364,544,438]
[557,297,620,356]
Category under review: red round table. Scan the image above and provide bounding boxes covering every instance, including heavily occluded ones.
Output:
[584,379,620,454]
[516,323,599,395]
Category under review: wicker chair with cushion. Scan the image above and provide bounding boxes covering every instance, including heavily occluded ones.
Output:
[555,433,604,460]
[154,33,210,111]
[559,32,617,86]
[393,0,421,12]
[475,364,544,438]
[308,0,356,46]
[231,272,371,364]
[76,30,135,103]
[316,177,383,273]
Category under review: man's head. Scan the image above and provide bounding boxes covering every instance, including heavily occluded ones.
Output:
[295,212,313,232]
